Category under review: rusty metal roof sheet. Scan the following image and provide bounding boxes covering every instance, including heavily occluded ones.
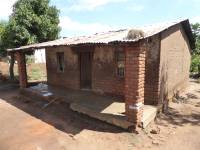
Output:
[7,19,194,52]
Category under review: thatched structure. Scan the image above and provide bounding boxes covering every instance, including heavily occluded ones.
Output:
[126,29,145,40]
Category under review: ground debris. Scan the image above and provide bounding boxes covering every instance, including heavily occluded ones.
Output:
[68,134,76,140]
[150,127,160,134]
[152,140,160,145]
[42,98,60,109]
[172,91,188,104]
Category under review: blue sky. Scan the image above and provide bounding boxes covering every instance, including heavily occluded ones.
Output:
[1,0,200,37]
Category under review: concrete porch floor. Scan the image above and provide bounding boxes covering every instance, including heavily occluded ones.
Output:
[21,84,157,129]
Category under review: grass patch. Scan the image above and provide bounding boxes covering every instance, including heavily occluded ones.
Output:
[27,63,47,82]
[28,68,41,80]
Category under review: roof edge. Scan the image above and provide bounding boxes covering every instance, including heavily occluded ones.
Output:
[7,19,195,52]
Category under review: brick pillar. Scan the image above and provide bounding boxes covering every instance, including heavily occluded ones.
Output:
[15,52,27,88]
[125,44,146,128]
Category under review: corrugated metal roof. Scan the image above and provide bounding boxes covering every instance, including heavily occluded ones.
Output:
[7,19,193,52]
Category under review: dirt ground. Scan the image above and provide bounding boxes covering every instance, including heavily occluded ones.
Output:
[0,80,200,150]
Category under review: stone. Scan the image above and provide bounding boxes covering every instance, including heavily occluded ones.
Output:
[150,128,160,134]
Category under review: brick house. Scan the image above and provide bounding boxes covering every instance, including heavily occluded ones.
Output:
[8,19,194,129]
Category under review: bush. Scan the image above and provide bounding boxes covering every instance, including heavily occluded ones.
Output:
[190,54,200,73]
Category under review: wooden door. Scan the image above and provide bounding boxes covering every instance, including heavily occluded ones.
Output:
[80,52,92,89]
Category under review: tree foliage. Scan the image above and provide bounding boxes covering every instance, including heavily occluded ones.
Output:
[0,0,60,80]
[191,23,200,54]
[190,54,200,73]
[191,23,200,73]
[2,0,60,51]
[0,21,8,55]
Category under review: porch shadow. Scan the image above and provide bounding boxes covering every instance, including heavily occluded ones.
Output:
[21,84,157,130]
[0,83,125,136]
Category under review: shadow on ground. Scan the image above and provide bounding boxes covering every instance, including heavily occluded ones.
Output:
[186,93,199,99]
[157,106,200,127]
[195,102,200,107]
[0,82,125,136]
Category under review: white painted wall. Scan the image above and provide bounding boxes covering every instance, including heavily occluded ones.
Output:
[34,49,46,63]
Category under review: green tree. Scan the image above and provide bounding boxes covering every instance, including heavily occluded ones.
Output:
[191,23,200,74]
[2,0,60,80]
[0,21,8,56]
[3,0,60,49]
[191,23,200,54]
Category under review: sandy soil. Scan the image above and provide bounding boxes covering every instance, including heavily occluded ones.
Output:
[0,80,199,150]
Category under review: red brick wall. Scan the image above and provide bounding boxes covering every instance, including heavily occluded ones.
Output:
[144,35,160,105]
[92,46,124,96]
[46,46,80,90]
[46,45,125,96]
[124,42,146,126]
[144,24,191,106]
[159,24,191,103]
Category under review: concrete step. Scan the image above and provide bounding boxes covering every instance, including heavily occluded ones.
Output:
[141,105,157,128]
[70,102,134,130]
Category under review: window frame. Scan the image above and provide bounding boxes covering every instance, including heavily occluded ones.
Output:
[56,52,65,73]
[115,50,125,78]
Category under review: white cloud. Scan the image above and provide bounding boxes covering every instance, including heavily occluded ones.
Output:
[59,16,117,36]
[190,16,200,24]
[69,0,128,11]
[0,0,16,20]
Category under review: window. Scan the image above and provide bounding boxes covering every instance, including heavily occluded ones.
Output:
[56,52,65,72]
[116,51,125,78]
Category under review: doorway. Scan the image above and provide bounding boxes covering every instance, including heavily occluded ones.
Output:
[80,52,92,89]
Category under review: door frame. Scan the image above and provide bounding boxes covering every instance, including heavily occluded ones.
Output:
[79,51,93,90]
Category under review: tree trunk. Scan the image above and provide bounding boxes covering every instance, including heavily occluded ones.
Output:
[9,53,15,81]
